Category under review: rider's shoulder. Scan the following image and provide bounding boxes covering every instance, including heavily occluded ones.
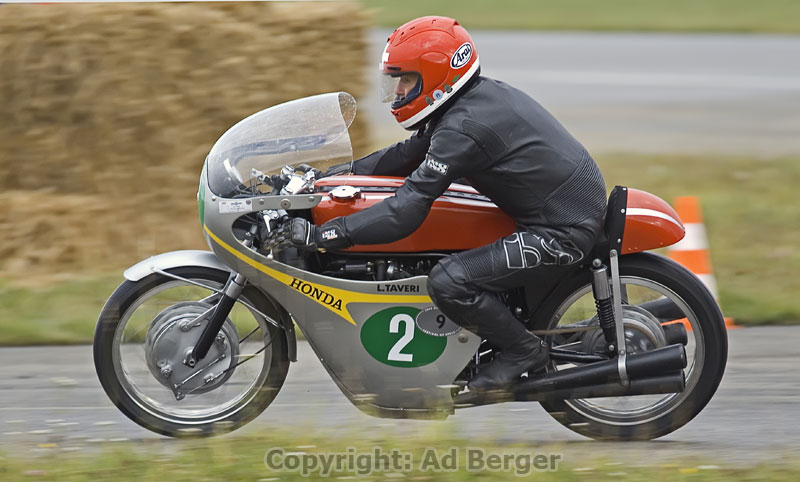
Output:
[431,77,503,128]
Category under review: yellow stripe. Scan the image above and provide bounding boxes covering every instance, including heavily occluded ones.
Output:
[204,226,432,325]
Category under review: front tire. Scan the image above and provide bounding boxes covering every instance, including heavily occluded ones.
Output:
[536,253,727,440]
[94,267,289,437]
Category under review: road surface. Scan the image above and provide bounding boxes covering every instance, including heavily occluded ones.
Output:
[1,326,798,466]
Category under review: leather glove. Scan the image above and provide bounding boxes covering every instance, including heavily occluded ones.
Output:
[267,217,351,253]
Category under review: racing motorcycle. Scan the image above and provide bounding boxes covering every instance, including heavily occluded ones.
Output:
[94,92,728,440]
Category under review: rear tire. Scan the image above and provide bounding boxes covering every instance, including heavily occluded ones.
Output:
[94,266,289,437]
[536,253,727,440]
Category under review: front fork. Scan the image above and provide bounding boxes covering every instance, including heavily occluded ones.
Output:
[186,271,247,367]
[186,225,257,368]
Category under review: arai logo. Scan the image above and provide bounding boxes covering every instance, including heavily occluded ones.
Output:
[450,42,473,69]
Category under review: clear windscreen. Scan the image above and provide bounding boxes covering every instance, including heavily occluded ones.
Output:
[206,92,356,197]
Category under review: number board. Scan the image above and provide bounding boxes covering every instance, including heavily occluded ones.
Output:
[360,307,447,367]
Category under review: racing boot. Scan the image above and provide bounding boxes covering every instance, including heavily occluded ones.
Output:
[469,334,549,392]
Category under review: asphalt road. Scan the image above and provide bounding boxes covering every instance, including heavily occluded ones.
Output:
[1,326,798,466]
[361,30,800,157]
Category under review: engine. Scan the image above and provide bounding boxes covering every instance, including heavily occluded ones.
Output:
[319,254,443,281]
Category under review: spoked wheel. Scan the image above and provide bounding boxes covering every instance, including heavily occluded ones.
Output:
[94,267,289,437]
[537,253,727,440]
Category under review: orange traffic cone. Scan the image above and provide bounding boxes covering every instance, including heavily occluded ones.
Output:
[667,196,738,329]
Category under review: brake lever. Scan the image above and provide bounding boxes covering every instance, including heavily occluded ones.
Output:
[261,209,288,233]
[250,168,272,186]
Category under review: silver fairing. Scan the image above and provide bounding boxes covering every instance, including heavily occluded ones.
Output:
[198,93,480,418]
[202,200,480,417]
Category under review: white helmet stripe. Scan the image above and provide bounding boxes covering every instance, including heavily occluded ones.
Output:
[380,43,390,69]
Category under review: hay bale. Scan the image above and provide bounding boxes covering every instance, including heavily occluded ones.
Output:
[0,2,370,277]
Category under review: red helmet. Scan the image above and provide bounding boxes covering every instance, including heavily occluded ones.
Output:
[380,16,480,130]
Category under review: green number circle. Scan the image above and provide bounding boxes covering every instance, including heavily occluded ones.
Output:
[360,307,447,367]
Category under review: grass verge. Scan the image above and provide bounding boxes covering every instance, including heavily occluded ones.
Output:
[362,0,800,34]
[1,429,799,480]
[0,274,121,346]
[0,153,797,345]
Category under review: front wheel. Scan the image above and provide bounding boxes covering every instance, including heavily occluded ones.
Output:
[94,266,289,437]
[537,253,728,440]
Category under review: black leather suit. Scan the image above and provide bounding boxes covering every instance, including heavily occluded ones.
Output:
[329,76,607,350]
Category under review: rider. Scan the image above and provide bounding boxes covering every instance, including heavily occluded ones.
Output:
[275,16,607,391]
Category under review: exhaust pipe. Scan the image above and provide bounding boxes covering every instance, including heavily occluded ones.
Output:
[514,371,685,402]
[454,344,686,406]
[639,298,684,322]
[662,323,688,346]
[517,343,685,393]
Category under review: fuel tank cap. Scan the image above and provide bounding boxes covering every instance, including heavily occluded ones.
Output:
[329,185,361,201]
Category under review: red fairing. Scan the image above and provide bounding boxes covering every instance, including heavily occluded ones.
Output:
[622,188,685,254]
[312,176,515,252]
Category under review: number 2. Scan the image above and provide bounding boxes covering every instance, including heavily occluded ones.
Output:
[388,314,414,362]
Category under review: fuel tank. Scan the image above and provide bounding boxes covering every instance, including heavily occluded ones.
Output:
[312,176,515,253]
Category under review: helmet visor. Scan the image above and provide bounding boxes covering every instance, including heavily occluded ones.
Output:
[380,72,422,106]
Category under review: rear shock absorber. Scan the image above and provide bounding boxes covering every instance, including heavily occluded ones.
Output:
[591,259,617,353]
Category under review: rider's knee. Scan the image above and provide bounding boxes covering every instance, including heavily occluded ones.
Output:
[427,258,471,304]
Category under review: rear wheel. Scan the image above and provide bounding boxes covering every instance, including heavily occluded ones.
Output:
[94,267,289,437]
[537,253,727,440]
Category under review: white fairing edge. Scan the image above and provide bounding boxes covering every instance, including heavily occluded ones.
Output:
[123,250,229,281]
